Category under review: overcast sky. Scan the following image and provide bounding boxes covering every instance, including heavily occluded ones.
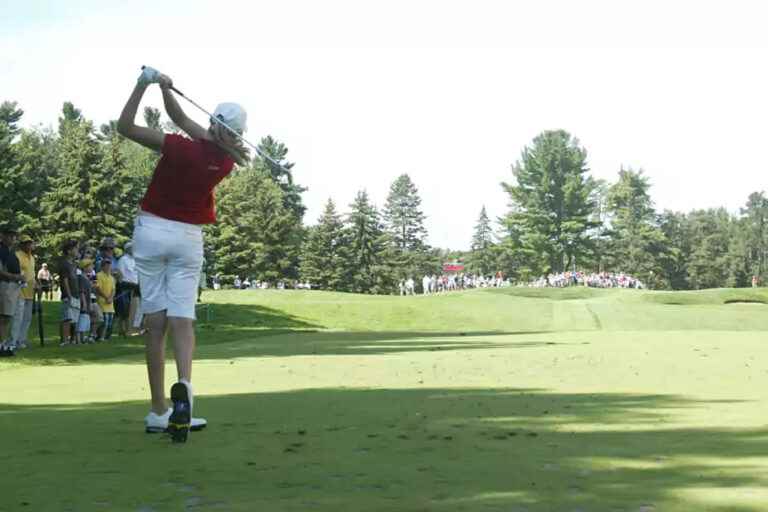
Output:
[3,0,768,250]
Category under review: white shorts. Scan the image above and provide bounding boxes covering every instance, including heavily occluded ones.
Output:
[133,213,203,319]
[77,312,91,333]
[61,297,80,323]
[0,282,20,317]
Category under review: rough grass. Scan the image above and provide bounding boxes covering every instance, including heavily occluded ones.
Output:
[2,288,768,511]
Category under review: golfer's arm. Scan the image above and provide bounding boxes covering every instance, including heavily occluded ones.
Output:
[117,83,165,152]
[61,279,71,299]
[161,87,208,140]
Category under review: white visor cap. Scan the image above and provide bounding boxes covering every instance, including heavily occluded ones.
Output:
[212,103,247,134]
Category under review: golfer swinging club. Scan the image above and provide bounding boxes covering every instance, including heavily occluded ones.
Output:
[118,66,249,442]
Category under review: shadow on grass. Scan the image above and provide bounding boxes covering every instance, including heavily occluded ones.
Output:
[14,302,559,366]
[0,388,763,511]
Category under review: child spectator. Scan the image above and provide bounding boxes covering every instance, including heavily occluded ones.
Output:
[95,259,116,341]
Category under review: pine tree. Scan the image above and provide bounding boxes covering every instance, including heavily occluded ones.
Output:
[211,166,298,284]
[256,136,307,221]
[40,103,106,253]
[383,174,428,252]
[501,130,598,274]
[468,206,495,275]
[300,199,348,290]
[0,102,27,227]
[603,168,667,283]
[344,190,393,293]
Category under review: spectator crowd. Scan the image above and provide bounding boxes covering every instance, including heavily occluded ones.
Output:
[530,271,644,289]
[399,272,509,296]
[0,222,147,356]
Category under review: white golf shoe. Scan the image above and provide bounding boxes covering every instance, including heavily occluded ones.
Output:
[144,407,207,434]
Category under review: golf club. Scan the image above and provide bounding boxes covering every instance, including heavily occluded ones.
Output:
[141,66,286,171]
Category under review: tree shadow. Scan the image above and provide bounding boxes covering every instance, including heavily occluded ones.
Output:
[0,388,764,511]
[15,301,559,366]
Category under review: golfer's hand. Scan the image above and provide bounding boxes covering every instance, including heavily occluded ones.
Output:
[158,73,173,90]
[138,66,162,86]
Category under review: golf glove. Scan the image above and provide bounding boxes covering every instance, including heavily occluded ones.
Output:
[138,66,162,86]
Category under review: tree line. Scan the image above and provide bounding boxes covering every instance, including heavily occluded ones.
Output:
[2,100,766,292]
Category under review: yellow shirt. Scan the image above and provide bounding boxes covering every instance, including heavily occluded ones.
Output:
[96,271,115,313]
[16,251,36,300]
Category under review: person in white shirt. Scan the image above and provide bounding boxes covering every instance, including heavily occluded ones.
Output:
[422,275,431,295]
[116,242,141,336]
[405,277,414,295]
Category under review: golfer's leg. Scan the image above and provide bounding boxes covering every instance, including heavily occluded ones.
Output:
[145,310,168,414]
[168,316,195,382]
[165,222,203,383]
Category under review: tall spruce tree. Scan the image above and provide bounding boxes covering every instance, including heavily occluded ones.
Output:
[211,166,298,284]
[685,208,733,289]
[501,130,598,274]
[0,101,26,227]
[40,103,107,253]
[383,174,428,252]
[345,190,393,293]
[741,191,768,281]
[603,168,667,284]
[256,136,307,221]
[468,206,495,275]
[300,199,348,290]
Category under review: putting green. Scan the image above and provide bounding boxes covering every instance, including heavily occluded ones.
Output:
[2,288,768,511]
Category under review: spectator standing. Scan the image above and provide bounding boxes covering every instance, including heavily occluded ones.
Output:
[116,242,140,336]
[76,259,94,344]
[38,263,53,300]
[95,237,117,272]
[58,240,80,346]
[0,224,23,355]
[95,259,116,341]
[11,234,37,349]
[198,256,207,302]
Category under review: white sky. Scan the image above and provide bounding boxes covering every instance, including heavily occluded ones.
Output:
[3,0,768,250]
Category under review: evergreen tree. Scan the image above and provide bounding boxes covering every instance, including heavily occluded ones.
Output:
[658,210,690,290]
[603,168,667,285]
[344,190,394,293]
[300,199,348,290]
[255,136,307,221]
[501,130,599,274]
[383,174,428,252]
[0,101,25,227]
[211,167,298,284]
[741,191,768,282]
[685,208,733,289]
[40,103,106,253]
[468,206,495,275]
[9,127,58,260]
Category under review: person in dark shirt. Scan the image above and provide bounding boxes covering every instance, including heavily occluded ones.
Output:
[0,224,24,354]
[76,259,94,344]
[59,239,80,346]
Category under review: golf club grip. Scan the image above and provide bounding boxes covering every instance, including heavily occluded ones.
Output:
[140,66,185,96]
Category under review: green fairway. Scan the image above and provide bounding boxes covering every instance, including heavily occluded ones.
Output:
[2,287,768,511]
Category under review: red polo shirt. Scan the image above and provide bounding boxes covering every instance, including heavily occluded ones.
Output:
[140,134,235,225]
